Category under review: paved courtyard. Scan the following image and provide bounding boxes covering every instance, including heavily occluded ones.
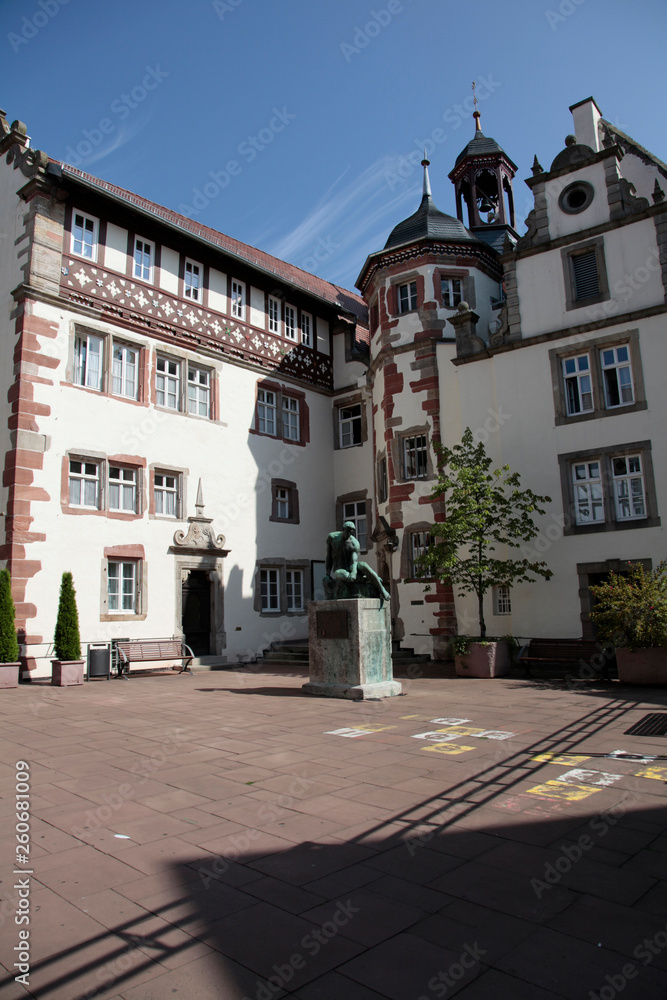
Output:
[1,662,667,1000]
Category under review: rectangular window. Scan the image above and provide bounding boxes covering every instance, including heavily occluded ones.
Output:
[286,569,303,612]
[112,344,139,399]
[343,500,367,552]
[133,238,153,282]
[268,296,280,334]
[410,531,430,577]
[282,396,300,441]
[571,248,600,301]
[276,487,290,519]
[184,260,201,301]
[154,472,178,517]
[260,568,279,612]
[301,312,312,347]
[71,211,98,261]
[258,388,277,435]
[69,459,100,509]
[602,345,634,409]
[573,461,604,525]
[188,366,210,417]
[231,280,245,320]
[563,354,593,416]
[284,304,297,341]
[74,333,103,390]
[108,561,136,613]
[495,585,512,615]
[404,435,428,479]
[398,281,417,313]
[441,277,462,309]
[156,356,180,410]
[378,457,388,504]
[108,466,138,513]
[338,404,362,448]
[613,455,646,521]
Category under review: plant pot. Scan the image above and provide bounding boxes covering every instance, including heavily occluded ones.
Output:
[0,662,20,688]
[455,641,511,678]
[51,659,85,686]
[616,647,667,685]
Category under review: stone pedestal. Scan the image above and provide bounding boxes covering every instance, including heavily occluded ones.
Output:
[302,599,402,700]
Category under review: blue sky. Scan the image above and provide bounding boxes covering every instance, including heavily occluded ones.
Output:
[2,0,666,291]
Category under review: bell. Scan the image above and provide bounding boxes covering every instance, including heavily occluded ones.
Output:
[478,195,494,214]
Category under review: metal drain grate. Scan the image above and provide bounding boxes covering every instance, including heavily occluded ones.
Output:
[624,713,667,737]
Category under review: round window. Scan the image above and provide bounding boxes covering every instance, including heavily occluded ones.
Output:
[559,182,594,214]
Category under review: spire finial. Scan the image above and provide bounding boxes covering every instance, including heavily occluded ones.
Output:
[421,148,431,197]
[472,80,482,131]
[195,479,205,516]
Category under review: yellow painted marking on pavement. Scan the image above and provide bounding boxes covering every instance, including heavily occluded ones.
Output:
[423,743,477,756]
[525,780,602,802]
[435,726,487,736]
[634,766,667,781]
[532,753,591,765]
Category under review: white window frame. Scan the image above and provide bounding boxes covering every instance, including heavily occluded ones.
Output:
[70,210,98,261]
[572,461,604,525]
[398,280,417,314]
[133,237,153,283]
[108,560,138,613]
[282,396,300,442]
[563,353,593,416]
[108,466,138,514]
[154,471,179,518]
[257,388,277,436]
[343,500,367,552]
[68,459,101,510]
[112,343,139,400]
[612,455,646,521]
[260,568,280,613]
[286,569,304,612]
[184,259,202,302]
[441,276,462,309]
[268,296,280,334]
[602,345,634,410]
[301,311,312,347]
[156,356,181,410]
[494,585,512,615]
[231,280,245,320]
[338,403,362,448]
[409,530,431,577]
[284,304,297,341]
[74,332,103,390]
[275,487,290,520]
[188,366,211,417]
[403,435,428,479]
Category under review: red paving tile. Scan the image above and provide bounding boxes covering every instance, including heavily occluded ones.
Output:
[2,668,667,999]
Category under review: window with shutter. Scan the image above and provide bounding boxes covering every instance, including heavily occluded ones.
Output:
[571,249,600,300]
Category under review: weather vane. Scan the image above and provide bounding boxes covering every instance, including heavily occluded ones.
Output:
[472,80,478,113]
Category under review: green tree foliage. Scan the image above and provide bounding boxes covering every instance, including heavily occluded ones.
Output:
[417,428,553,637]
[0,569,20,663]
[589,561,667,651]
[54,572,81,661]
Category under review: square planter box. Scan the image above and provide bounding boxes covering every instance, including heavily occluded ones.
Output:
[616,647,667,685]
[0,662,20,688]
[455,641,511,678]
[51,660,85,686]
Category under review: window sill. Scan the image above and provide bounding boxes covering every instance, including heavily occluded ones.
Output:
[555,400,647,426]
[565,516,661,535]
[100,613,147,622]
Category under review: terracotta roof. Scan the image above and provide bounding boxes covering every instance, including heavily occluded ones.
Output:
[59,163,368,322]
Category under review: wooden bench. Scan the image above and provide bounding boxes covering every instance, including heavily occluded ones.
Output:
[518,638,616,680]
[114,639,194,678]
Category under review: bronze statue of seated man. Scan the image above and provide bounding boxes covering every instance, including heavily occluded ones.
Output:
[323,521,390,602]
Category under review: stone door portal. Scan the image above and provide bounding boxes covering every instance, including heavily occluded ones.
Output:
[182,571,212,656]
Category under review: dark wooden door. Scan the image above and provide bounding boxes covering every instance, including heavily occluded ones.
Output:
[182,571,211,656]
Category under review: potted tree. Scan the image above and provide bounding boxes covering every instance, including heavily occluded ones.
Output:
[51,572,84,686]
[589,562,667,684]
[0,569,21,688]
[417,428,552,677]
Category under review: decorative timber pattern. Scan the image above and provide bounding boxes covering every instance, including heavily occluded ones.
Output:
[59,260,333,389]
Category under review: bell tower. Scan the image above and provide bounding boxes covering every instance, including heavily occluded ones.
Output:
[448,83,518,252]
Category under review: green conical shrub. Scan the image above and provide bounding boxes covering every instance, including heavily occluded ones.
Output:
[54,572,81,661]
[0,569,20,663]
